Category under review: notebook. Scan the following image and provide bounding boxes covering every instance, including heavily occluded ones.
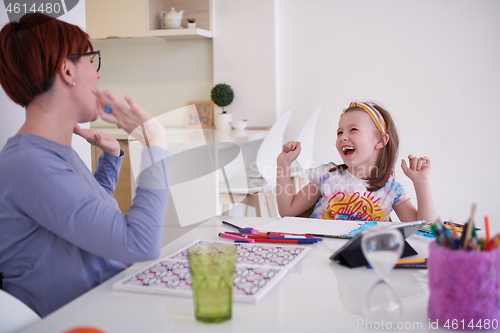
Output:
[257,217,386,237]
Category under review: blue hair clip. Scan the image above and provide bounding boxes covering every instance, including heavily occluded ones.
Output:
[103,105,121,128]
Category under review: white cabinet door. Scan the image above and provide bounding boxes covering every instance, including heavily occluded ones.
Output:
[86,0,147,39]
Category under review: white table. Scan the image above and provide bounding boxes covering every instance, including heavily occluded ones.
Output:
[20,216,449,333]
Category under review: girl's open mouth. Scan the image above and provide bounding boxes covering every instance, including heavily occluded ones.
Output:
[342,146,355,156]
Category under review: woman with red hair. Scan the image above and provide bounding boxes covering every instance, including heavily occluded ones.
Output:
[0,13,170,317]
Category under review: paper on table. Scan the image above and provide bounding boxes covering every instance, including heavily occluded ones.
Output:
[258,217,391,237]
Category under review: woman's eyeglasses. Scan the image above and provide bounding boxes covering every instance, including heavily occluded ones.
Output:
[68,50,101,72]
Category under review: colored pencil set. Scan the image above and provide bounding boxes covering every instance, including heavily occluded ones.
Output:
[418,222,463,236]
[431,215,499,251]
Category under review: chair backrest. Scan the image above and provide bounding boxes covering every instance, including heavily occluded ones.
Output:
[255,111,292,189]
[0,289,40,333]
[295,107,322,170]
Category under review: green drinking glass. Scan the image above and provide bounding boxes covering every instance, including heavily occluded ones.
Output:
[188,243,237,323]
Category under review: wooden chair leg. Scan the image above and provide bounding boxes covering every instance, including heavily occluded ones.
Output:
[264,191,278,218]
[220,192,278,218]
[241,194,257,217]
[221,204,230,216]
[220,193,242,216]
[255,192,267,217]
[292,176,300,194]
[245,204,253,217]
[292,176,308,193]
[298,177,307,192]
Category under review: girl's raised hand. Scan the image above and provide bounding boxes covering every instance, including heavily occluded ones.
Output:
[401,155,431,183]
[73,125,121,157]
[277,141,301,166]
[93,88,166,149]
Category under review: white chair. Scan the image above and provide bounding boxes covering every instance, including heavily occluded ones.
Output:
[0,289,40,333]
[220,111,292,217]
[290,107,322,192]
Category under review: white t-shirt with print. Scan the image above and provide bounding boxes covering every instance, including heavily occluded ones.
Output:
[307,162,410,221]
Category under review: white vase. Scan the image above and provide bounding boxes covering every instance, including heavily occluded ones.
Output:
[214,113,232,130]
[187,23,197,29]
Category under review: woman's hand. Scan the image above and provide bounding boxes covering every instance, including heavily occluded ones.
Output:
[277,141,301,166]
[401,155,431,184]
[73,125,121,157]
[93,88,166,149]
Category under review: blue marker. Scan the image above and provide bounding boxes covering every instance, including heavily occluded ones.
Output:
[269,237,318,243]
[297,240,317,244]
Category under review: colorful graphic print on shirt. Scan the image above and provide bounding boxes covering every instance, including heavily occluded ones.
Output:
[307,163,410,222]
[324,191,387,221]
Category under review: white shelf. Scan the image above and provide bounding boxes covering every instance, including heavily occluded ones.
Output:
[86,0,212,41]
[147,28,212,40]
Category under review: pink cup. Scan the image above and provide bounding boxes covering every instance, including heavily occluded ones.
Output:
[428,241,500,330]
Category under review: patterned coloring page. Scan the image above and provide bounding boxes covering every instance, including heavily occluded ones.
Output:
[114,240,311,303]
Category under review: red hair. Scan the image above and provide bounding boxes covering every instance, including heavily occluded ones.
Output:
[0,13,93,107]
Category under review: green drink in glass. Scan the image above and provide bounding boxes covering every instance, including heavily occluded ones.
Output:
[188,243,237,323]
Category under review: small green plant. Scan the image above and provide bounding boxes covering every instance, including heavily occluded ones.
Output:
[211,83,234,114]
[187,18,196,23]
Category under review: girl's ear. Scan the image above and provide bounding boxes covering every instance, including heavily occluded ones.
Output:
[376,132,390,149]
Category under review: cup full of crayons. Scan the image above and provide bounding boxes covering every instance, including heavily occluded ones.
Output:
[427,213,500,330]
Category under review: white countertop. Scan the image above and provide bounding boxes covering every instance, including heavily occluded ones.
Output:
[93,127,269,145]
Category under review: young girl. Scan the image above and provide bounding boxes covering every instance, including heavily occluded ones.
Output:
[276,102,436,222]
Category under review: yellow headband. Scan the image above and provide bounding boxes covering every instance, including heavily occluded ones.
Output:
[348,102,387,133]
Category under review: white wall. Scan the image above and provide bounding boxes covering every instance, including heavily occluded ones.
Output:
[0,1,91,168]
[276,0,500,229]
[213,0,277,126]
[0,9,27,149]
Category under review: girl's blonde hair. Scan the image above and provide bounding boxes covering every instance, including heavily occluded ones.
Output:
[330,103,399,192]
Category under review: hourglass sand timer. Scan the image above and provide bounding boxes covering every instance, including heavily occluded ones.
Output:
[361,228,404,318]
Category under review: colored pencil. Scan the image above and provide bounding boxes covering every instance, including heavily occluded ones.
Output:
[485,216,491,243]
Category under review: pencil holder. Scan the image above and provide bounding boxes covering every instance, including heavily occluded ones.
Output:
[428,241,500,330]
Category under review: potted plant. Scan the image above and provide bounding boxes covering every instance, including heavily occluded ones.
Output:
[187,18,196,29]
[211,83,234,129]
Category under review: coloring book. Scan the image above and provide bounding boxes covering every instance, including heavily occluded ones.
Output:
[113,239,311,303]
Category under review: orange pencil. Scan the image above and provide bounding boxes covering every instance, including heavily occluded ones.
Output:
[485,216,491,243]
[448,221,459,240]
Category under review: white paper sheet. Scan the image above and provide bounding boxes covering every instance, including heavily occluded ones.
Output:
[258,217,392,237]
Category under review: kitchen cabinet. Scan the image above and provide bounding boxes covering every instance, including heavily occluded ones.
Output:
[86,0,212,40]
